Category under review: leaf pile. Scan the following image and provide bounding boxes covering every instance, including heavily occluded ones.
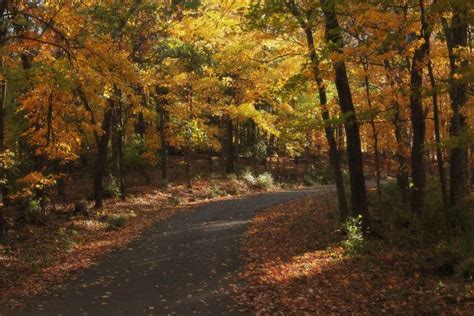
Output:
[234,192,474,314]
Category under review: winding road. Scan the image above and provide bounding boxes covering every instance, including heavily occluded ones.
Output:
[1,188,325,315]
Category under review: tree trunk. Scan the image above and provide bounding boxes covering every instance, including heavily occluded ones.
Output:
[443,8,469,206]
[111,98,125,200]
[320,0,369,224]
[207,149,213,173]
[284,2,349,219]
[363,62,381,200]
[0,55,6,239]
[234,121,240,171]
[94,108,113,209]
[428,59,449,213]
[135,112,146,139]
[157,103,168,186]
[225,115,235,174]
[186,146,193,189]
[384,60,410,204]
[409,0,430,215]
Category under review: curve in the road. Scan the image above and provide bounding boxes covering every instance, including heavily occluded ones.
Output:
[1,188,328,315]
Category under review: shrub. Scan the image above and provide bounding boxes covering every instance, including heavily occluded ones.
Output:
[25,198,43,224]
[303,174,319,186]
[342,215,367,255]
[104,175,121,199]
[241,169,256,186]
[455,257,474,280]
[106,215,126,230]
[206,185,226,199]
[168,194,185,205]
[123,135,155,182]
[222,174,246,195]
[255,172,274,190]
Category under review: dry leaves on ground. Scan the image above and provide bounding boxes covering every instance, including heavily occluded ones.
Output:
[233,192,474,315]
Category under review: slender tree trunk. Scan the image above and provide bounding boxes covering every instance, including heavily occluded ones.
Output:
[234,121,240,171]
[207,148,213,173]
[111,97,125,200]
[363,62,381,200]
[428,60,449,212]
[320,0,369,224]
[268,135,275,172]
[157,102,168,186]
[443,9,469,206]
[409,0,431,215]
[219,116,226,175]
[225,115,235,174]
[285,1,348,219]
[393,112,410,205]
[94,108,113,209]
[384,61,410,204]
[0,55,6,239]
[185,146,193,189]
[111,109,120,186]
[135,112,146,138]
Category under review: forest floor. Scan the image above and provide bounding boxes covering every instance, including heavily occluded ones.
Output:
[233,191,474,314]
[0,187,319,315]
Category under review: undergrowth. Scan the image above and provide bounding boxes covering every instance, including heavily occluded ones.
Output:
[368,181,474,280]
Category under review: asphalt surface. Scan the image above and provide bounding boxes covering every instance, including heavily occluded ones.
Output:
[1,188,324,315]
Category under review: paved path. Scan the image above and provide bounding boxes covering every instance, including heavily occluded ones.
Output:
[1,188,326,315]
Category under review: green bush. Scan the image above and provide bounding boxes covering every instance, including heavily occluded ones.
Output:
[241,169,257,186]
[104,175,121,199]
[455,257,474,280]
[123,136,155,172]
[168,194,185,205]
[255,172,274,190]
[25,198,43,224]
[342,215,367,255]
[222,174,245,195]
[106,215,126,230]
[372,181,474,279]
[206,185,226,199]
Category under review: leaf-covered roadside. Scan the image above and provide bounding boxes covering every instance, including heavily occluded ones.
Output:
[233,191,474,314]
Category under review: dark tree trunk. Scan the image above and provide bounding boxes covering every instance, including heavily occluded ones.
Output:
[409,0,430,215]
[207,149,213,173]
[111,98,125,200]
[428,60,449,213]
[0,56,6,239]
[225,115,235,174]
[320,0,369,224]
[285,1,348,220]
[384,60,410,204]
[234,121,240,171]
[185,146,193,189]
[443,8,469,206]
[268,134,275,172]
[219,116,226,175]
[393,111,410,205]
[0,1,8,238]
[157,103,168,186]
[94,108,113,209]
[363,62,381,200]
[135,112,146,139]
